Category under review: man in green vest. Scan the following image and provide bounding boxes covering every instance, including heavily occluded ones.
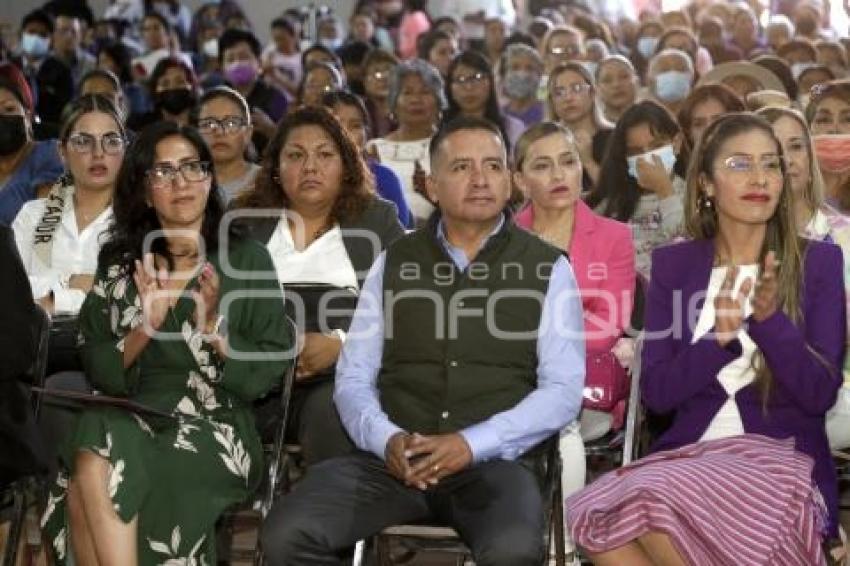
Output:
[262,116,586,565]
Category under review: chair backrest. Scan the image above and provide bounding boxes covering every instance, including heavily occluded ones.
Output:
[259,314,298,519]
[281,282,359,335]
[622,334,644,466]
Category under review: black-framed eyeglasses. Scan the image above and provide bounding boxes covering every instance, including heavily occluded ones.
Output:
[197,116,249,135]
[452,72,488,87]
[147,160,211,188]
[66,132,126,155]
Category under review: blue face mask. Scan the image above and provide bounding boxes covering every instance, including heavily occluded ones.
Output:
[654,71,691,102]
[319,37,342,51]
[636,36,659,59]
[21,32,50,57]
[627,144,677,180]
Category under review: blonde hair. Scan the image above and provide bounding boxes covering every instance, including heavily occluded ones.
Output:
[685,112,807,403]
[545,62,613,129]
[756,105,828,217]
[513,121,577,171]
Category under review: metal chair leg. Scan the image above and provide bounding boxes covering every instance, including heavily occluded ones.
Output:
[553,481,566,566]
[3,486,26,566]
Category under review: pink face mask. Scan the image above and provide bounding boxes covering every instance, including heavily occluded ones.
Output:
[814,134,850,173]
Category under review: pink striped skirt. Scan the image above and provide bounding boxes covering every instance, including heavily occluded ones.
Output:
[566,434,827,565]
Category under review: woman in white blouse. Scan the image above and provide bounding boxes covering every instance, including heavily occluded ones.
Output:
[13,94,127,316]
[235,106,404,466]
[366,59,446,225]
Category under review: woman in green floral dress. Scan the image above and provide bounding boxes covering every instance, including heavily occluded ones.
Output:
[42,121,293,565]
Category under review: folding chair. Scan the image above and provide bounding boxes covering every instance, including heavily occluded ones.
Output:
[353,438,567,566]
[582,275,647,470]
[2,304,50,566]
[215,315,297,566]
[247,283,359,564]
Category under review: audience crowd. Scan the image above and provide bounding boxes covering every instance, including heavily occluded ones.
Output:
[1,0,850,564]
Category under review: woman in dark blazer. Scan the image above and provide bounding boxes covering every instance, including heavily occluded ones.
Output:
[233,106,404,466]
[567,113,846,565]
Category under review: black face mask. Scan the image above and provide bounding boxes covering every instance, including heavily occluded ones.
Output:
[0,115,27,156]
[155,88,196,115]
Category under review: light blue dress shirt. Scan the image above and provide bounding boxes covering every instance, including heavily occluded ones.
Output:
[333,216,586,463]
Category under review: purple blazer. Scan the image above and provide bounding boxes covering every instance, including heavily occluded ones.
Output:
[641,238,846,537]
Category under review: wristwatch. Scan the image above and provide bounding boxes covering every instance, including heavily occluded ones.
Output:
[203,314,228,343]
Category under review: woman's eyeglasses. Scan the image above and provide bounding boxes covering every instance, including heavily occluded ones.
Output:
[66,132,126,155]
[197,116,249,135]
[452,72,488,87]
[719,155,784,178]
[147,161,211,188]
[551,83,592,99]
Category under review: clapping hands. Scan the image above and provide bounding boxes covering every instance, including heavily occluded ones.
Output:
[133,253,171,333]
[713,251,779,347]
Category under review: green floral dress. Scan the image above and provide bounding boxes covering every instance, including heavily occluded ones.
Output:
[42,239,293,565]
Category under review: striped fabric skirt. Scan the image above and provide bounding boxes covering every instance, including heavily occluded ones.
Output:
[566,434,827,565]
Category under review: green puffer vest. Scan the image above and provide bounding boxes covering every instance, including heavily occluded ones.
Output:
[378,214,562,434]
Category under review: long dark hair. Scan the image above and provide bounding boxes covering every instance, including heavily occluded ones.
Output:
[98,121,231,274]
[444,50,511,152]
[235,106,374,223]
[586,100,685,221]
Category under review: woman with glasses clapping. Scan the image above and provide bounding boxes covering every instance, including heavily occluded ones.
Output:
[567,113,846,565]
[41,120,293,565]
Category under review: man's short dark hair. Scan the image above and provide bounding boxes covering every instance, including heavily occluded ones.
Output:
[22,9,54,34]
[217,28,261,63]
[428,116,505,165]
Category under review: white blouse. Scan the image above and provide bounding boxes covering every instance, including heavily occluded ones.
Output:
[367,137,434,222]
[12,197,113,314]
[694,265,759,442]
[266,217,358,290]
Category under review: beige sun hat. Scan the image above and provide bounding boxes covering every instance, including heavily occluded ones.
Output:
[697,61,786,93]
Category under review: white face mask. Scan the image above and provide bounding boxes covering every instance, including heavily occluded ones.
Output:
[21,32,50,57]
[627,144,677,180]
[202,38,219,59]
[319,37,342,51]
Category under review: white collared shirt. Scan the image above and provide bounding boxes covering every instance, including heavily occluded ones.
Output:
[695,264,759,441]
[266,217,358,290]
[12,197,113,314]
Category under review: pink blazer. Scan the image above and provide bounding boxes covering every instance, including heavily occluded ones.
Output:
[515,200,636,355]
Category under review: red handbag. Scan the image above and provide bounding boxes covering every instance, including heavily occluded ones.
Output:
[582,351,630,413]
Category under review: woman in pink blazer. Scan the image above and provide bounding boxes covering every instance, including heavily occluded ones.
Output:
[513,121,635,555]
[514,121,636,388]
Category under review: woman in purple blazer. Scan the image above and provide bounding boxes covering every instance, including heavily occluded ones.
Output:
[566,113,846,565]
